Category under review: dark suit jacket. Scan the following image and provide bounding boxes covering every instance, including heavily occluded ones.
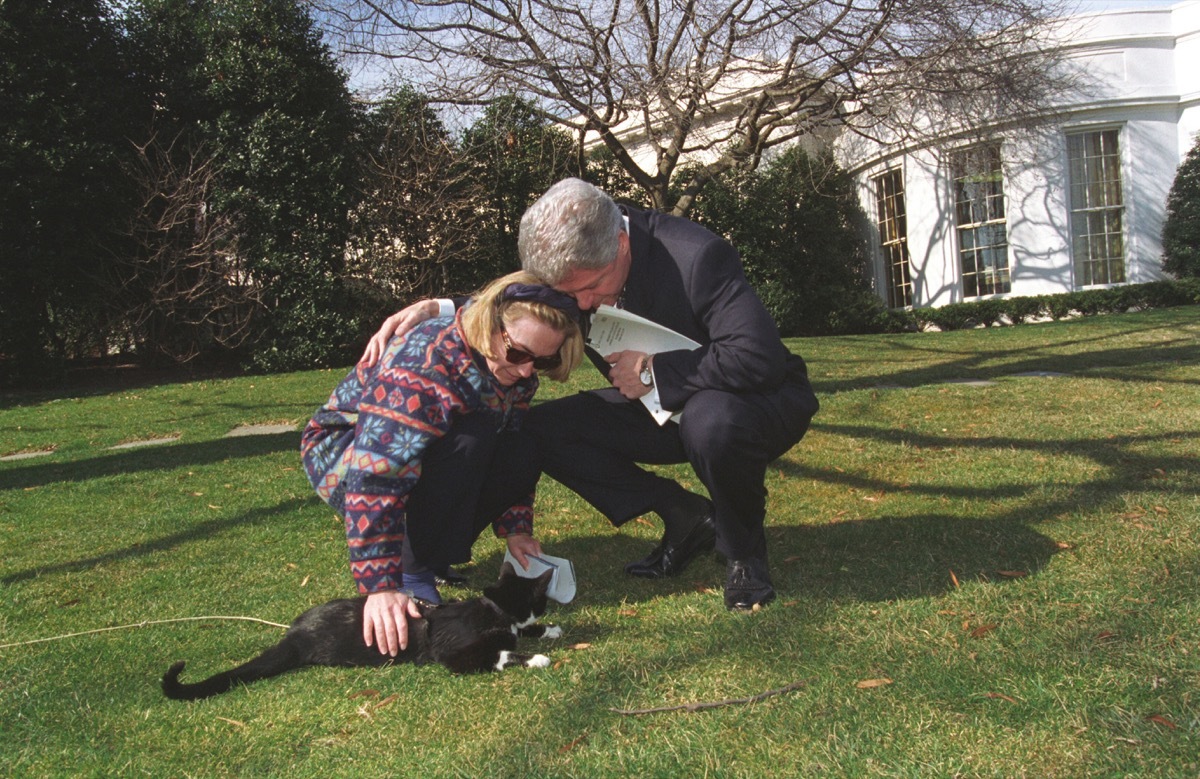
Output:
[586,206,816,438]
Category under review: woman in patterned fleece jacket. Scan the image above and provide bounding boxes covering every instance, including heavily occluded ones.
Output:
[301,271,583,657]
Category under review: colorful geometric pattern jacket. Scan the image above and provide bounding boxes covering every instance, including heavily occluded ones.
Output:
[300,311,538,593]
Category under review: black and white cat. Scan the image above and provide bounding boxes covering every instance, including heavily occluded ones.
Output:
[162,563,561,700]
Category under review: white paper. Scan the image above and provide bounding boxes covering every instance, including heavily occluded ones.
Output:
[586,305,700,425]
[503,550,577,604]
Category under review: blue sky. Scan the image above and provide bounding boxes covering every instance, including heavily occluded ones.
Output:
[342,1,1185,96]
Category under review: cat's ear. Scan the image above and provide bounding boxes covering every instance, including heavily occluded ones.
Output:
[535,568,554,593]
[500,561,517,580]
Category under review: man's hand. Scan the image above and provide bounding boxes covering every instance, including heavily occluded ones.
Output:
[359,299,440,367]
[505,533,544,571]
[604,350,653,400]
[362,590,424,657]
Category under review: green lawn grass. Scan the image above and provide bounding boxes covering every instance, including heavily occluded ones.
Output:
[2,307,1197,777]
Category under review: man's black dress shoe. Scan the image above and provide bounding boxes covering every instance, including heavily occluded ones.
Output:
[625,514,717,578]
[724,558,775,611]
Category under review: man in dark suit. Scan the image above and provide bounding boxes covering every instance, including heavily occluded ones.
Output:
[364,178,817,610]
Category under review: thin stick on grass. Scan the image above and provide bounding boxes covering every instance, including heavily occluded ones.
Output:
[0,615,289,650]
[610,680,808,715]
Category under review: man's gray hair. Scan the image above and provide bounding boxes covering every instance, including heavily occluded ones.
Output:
[518,178,624,285]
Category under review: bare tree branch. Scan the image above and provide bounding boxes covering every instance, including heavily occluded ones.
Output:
[347,96,488,301]
[112,132,262,364]
[314,0,1076,214]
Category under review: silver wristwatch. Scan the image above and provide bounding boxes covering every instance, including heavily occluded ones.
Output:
[639,362,654,387]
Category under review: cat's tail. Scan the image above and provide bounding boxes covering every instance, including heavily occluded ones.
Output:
[162,643,299,701]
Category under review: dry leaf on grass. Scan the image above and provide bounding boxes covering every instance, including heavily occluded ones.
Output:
[569,642,592,650]
[856,678,893,689]
[969,623,998,638]
[986,692,1018,704]
[1146,714,1178,729]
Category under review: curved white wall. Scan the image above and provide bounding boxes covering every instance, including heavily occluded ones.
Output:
[840,1,1199,309]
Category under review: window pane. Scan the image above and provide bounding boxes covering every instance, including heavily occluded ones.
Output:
[953,143,1010,297]
[1067,129,1125,287]
[874,169,913,309]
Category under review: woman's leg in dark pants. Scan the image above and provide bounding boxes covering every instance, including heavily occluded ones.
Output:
[403,413,542,573]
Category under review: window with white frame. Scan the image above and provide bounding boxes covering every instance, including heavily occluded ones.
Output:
[873,168,913,309]
[1067,129,1126,286]
[953,144,1011,297]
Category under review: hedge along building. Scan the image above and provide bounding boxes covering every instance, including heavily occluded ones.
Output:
[836,0,1200,311]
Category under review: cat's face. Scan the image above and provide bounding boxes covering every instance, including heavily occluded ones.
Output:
[488,562,555,621]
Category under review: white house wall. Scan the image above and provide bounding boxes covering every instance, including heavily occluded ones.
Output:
[841,1,1200,310]
[1176,1,1200,147]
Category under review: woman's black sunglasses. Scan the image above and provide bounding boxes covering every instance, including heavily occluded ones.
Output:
[500,326,562,371]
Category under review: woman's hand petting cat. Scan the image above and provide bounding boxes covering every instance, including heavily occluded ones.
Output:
[363,590,424,656]
[505,533,544,572]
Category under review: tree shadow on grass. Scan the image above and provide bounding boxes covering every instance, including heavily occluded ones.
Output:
[771,514,1061,602]
[0,431,298,492]
[1,497,312,586]
[505,421,1198,608]
[800,424,1199,509]
[0,363,251,411]
[810,317,1200,394]
[465,512,1061,611]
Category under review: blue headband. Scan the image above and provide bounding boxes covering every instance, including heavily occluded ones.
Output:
[502,283,581,323]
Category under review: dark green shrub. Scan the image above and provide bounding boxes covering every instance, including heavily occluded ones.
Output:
[1128,280,1197,308]
[0,0,143,381]
[1162,135,1200,278]
[826,289,909,334]
[913,282,1196,332]
[689,147,876,337]
[125,0,361,372]
[1005,296,1045,323]
[972,299,1006,327]
[917,303,976,331]
[1045,292,1080,319]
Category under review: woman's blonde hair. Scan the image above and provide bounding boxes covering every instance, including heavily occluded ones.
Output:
[460,270,584,382]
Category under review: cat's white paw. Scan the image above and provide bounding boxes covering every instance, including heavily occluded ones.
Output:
[542,625,563,640]
[526,654,551,668]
